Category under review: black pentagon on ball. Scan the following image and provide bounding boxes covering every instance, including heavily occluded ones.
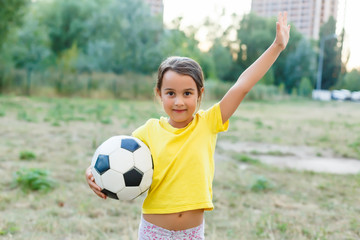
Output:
[94,154,110,175]
[101,188,119,200]
[123,167,143,186]
[121,138,140,152]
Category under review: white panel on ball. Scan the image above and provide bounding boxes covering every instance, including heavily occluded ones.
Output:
[97,136,122,155]
[91,149,100,167]
[109,149,134,173]
[139,169,153,193]
[133,148,152,173]
[117,187,142,200]
[101,169,126,193]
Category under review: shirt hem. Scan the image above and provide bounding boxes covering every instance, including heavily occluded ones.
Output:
[142,202,214,214]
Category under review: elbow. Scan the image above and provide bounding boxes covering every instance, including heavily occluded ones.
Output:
[233,81,251,96]
[235,86,250,96]
[242,88,250,95]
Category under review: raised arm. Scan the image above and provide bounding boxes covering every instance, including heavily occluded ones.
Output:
[219,12,290,123]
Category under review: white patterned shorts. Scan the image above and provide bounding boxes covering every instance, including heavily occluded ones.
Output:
[138,216,205,240]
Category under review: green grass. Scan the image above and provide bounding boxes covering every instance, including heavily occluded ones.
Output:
[233,153,261,164]
[0,96,359,239]
[225,100,360,159]
[0,222,19,236]
[19,151,36,160]
[250,175,274,192]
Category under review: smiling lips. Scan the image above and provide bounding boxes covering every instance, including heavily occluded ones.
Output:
[173,109,186,113]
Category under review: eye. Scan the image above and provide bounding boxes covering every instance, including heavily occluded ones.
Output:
[166,91,175,96]
[184,91,192,96]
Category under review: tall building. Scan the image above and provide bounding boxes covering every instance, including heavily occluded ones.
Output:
[143,0,164,16]
[251,0,339,39]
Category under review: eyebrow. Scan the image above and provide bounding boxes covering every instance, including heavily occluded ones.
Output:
[164,88,196,91]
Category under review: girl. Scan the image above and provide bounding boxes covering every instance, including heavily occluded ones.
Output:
[86,12,290,239]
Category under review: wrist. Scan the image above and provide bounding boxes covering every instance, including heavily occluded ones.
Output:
[271,41,286,52]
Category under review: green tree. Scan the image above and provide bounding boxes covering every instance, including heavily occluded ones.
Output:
[11,11,52,95]
[233,13,303,89]
[298,77,313,97]
[198,11,240,81]
[284,38,316,92]
[319,16,342,89]
[40,0,98,56]
[160,19,215,79]
[236,13,274,69]
[0,0,31,93]
[341,69,360,91]
[78,0,163,74]
[0,0,29,48]
[209,40,233,80]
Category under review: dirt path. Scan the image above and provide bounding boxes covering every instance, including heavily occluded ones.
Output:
[217,140,360,174]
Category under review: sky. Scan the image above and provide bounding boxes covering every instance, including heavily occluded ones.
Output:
[163,0,360,70]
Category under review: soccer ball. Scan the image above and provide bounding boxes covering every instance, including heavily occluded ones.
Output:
[90,135,153,200]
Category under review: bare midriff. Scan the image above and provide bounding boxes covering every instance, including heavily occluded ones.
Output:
[143,209,204,231]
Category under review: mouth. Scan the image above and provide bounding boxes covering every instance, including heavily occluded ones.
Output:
[173,109,186,113]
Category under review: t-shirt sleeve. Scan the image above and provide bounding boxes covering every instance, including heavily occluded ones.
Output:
[132,121,150,147]
[203,102,229,133]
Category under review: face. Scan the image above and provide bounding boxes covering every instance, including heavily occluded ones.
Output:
[157,70,203,128]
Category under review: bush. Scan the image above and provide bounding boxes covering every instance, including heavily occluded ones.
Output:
[342,70,360,91]
[13,168,57,192]
[250,176,274,192]
[1,69,156,99]
[204,79,232,100]
[245,84,282,101]
[205,80,288,101]
[19,150,36,160]
[298,77,313,97]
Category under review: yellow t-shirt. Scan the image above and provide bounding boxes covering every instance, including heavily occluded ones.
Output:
[132,103,229,214]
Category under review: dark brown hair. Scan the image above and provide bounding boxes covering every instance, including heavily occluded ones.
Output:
[156,56,204,98]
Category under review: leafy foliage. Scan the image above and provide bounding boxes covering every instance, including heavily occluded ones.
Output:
[319,17,343,90]
[40,0,96,55]
[0,0,29,48]
[19,150,36,160]
[78,0,164,74]
[284,38,316,93]
[0,1,352,96]
[0,222,19,236]
[250,176,274,192]
[298,77,313,97]
[340,69,360,91]
[14,168,57,192]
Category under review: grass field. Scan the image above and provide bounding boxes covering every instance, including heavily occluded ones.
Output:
[0,96,359,240]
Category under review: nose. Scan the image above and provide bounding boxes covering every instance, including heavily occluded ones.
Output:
[174,96,184,106]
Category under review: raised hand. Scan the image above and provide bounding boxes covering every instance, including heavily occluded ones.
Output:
[274,12,291,50]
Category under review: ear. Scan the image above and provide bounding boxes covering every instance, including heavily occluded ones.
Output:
[156,88,162,99]
[198,87,204,100]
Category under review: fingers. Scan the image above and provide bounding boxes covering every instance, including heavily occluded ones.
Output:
[278,12,282,24]
[93,187,107,199]
[86,168,96,186]
[278,11,288,26]
[86,166,107,199]
[89,178,107,199]
[88,177,101,191]
[283,11,287,25]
